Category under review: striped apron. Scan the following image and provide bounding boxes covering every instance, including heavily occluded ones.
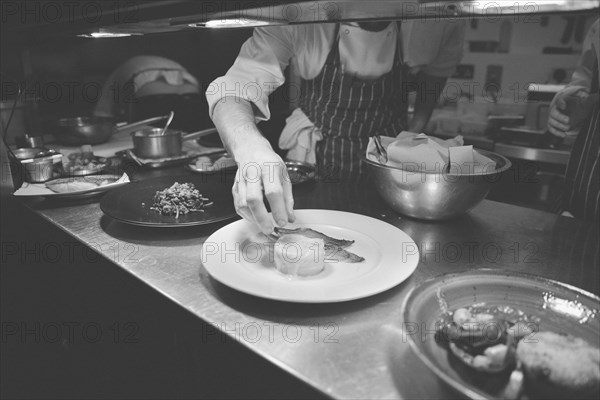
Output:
[563,63,600,221]
[298,23,407,180]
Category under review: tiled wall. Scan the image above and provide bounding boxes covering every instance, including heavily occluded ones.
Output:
[428,14,597,136]
[446,14,596,110]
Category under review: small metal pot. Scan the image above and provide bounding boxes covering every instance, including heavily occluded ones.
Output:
[13,147,48,160]
[20,157,56,183]
[131,127,218,159]
[53,115,172,146]
[15,134,45,148]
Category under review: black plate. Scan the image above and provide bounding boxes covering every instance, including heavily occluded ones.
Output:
[100,174,237,227]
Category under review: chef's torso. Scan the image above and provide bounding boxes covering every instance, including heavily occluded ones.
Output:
[291,22,400,81]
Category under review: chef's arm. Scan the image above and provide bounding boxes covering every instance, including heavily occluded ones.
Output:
[212,97,295,233]
[212,98,271,157]
[409,72,447,133]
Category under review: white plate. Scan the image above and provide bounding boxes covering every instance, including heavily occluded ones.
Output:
[13,174,130,199]
[202,209,420,303]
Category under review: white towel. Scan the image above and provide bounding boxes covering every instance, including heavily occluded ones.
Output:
[278,108,323,165]
[366,131,496,174]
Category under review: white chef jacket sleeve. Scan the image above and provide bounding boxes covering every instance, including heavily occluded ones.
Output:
[422,20,466,78]
[403,20,466,78]
[206,26,298,122]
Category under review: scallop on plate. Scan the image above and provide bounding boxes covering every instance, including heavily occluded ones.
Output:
[201,209,420,303]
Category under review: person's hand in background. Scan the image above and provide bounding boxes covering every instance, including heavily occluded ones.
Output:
[547,92,590,138]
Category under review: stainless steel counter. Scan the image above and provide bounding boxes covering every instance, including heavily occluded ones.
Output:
[23,176,599,399]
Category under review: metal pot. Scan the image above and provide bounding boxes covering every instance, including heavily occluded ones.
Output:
[21,157,56,183]
[12,147,49,160]
[131,127,219,159]
[53,114,172,146]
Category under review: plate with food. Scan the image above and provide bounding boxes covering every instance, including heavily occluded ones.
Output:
[13,174,130,199]
[202,210,419,303]
[99,174,237,227]
[60,145,109,176]
[403,269,600,400]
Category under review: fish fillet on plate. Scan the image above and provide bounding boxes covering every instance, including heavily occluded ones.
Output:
[271,227,365,264]
[261,226,366,278]
[201,210,420,303]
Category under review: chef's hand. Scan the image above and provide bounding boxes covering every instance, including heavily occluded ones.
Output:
[233,141,295,234]
[547,97,578,138]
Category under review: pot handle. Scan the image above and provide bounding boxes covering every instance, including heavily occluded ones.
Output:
[116,114,172,135]
[181,127,219,141]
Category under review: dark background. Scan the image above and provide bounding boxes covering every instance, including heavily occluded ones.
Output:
[0,3,307,398]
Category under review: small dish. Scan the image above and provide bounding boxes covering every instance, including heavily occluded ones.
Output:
[285,161,316,185]
[187,152,237,173]
[21,157,57,183]
[60,156,109,176]
[13,174,129,199]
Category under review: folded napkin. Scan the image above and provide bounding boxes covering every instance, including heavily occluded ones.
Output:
[367,131,496,174]
[14,173,130,196]
[279,108,323,165]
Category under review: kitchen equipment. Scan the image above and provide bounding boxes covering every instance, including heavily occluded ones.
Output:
[52,114,171,146]
[131,127,218,159]
[403,269,600,400]
[498,20,512,53]
[493,142,571,166]
[0,99,28,144]
[15,134,44,148]
[373,135,388,164]
[160,111,174,135]
[487,114,527,141]
[285,161,316,185]
[542,46,574,54]
[363,149,511,220]
[468,41,499,53]
[124,149,203,169]
[201,209,419,303]
[498,126,566,150]
[100,174,237,227]
[574,15,589,43]
[20,156,57,183]
[561,15,577,43]
[12,147,57,160]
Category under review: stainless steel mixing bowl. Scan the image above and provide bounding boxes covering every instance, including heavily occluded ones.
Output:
[363,149,512,220]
